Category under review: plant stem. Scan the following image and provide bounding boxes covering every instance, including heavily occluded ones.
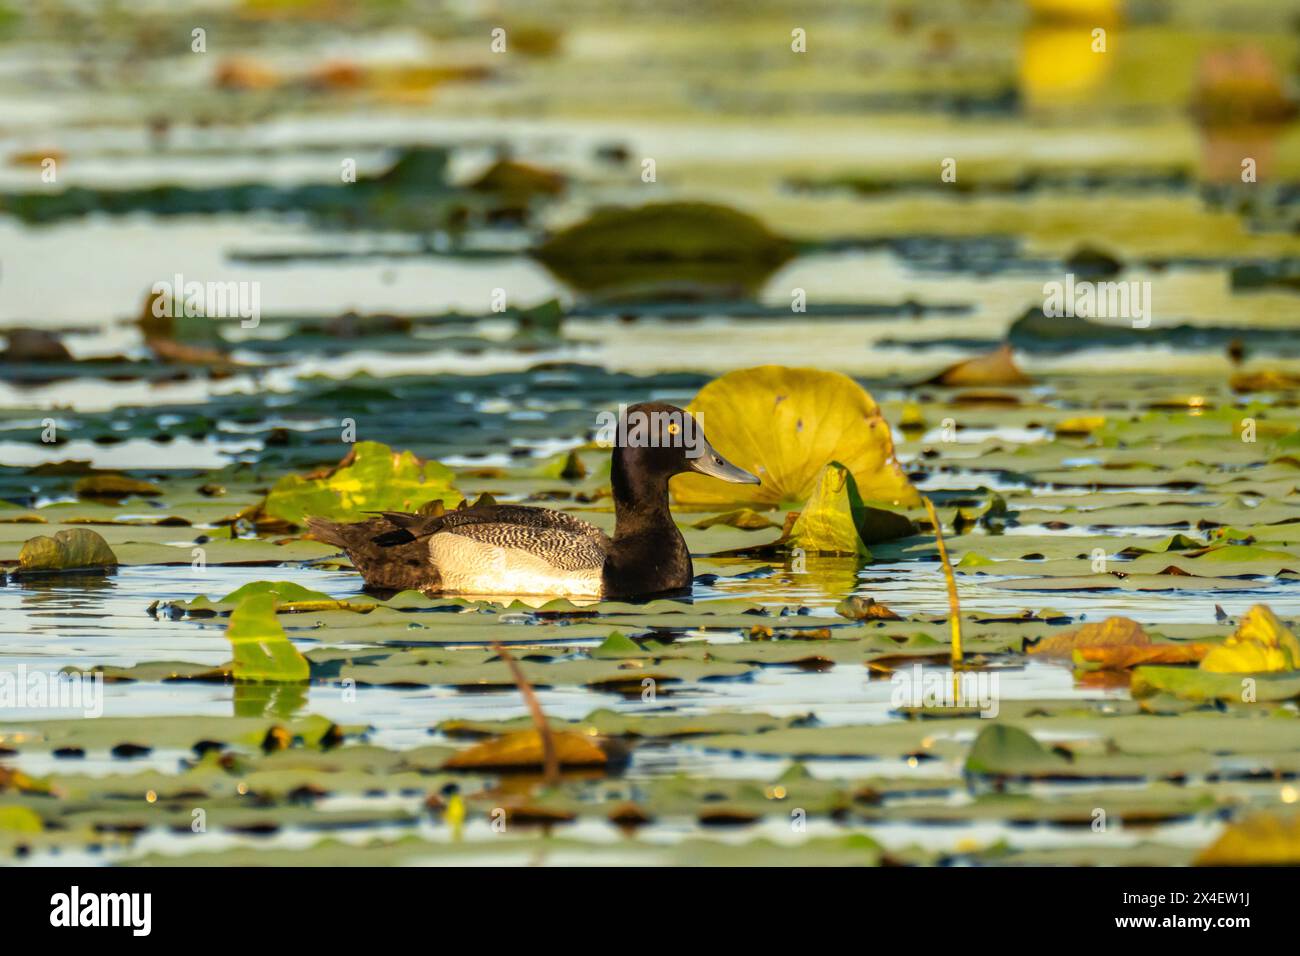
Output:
[491,641,560,785]
[922,497,963,665]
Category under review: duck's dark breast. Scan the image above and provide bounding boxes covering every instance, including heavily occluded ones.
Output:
[601,530,694,598]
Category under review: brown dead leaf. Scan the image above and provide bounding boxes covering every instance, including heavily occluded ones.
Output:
[1029,616,1151,656]
[1075,644,1209,670]
[0,766,52,795]
[836,595,902,621]
[924,344,1032,387]
[442,729,607,771]
[1230,370,1300,393]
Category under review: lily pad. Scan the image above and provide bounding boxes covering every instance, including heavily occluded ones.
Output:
[442,730,608,771]
[789,462,872,558]
[262,441,461,526]
[671,366,919,508]
[532,202,795,301]
[964,724,1071,777]
[14,528,117,574]
[227,595,311,684]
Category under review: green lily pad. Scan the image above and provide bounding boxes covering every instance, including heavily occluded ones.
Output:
[262,441,461,526]
[964,724,1070,777]
[789,462,872,558]
[532,201,795,301]
[227,595,310,684]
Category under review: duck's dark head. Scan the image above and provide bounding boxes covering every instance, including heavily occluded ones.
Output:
[607,402,759,508]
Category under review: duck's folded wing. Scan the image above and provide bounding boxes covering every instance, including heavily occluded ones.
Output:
[373,505,608,548]
[437,522,608,572]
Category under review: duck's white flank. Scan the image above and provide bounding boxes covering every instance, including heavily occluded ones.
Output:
[428,532,605,597]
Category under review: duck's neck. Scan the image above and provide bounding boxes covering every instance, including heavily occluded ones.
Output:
[611,456,675,538]
[605,455,691,596]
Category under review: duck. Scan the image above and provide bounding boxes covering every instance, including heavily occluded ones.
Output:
[306,402,760,599]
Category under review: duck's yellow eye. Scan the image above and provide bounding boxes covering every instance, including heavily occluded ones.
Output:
[667,422,680,435]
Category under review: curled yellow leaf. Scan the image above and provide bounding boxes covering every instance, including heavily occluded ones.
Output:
[1200,604,1300,673]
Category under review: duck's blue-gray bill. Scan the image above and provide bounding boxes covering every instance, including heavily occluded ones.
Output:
[689,444,761,484]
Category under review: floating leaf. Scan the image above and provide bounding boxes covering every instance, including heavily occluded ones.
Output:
[964,724,1069,777]
[1200,604,1300,673]
[468,159,565,201]
[1190,544,1297,563]
[221,581,335,604]
[691,508,779,531]
[671,366,918,508]
[263,440,461,525]
[1054,415,1106,436]
[73,474,163,499]
[1029,616,1150,656]
[1074,644,1208,670]
[0,766,52,796]
[442,729,607,770]
[532,202,795,300]
[0,806,43,833]
[835,595,901,621]
[1131,666,1300,702]
[591,631,649,659]
[16,528,117,574]
[924,344,1032,387]
[215,580,371,613]
[227,595,310,683]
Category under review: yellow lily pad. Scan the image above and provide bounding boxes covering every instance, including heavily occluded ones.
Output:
[671,366,918,508]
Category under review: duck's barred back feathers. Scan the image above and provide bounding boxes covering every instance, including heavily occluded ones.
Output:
[306,503,611,591]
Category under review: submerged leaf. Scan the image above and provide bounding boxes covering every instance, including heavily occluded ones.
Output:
[671,366,918,508]
[263,440,461,525]
[227,595,310,683]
